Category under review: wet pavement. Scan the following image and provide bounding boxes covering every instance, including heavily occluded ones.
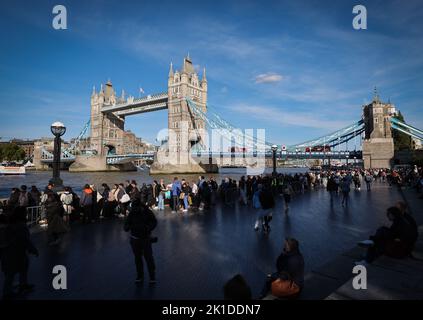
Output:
[0,181,406,299]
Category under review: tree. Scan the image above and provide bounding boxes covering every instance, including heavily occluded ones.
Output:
[0,143,26,162]
[392,111,412,151]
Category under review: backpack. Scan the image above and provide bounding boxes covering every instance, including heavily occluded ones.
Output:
[18,192,29,207]
[63,193,73,205]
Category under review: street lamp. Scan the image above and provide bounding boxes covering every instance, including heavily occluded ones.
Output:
[271,144,278,176]
[49,121,66,190]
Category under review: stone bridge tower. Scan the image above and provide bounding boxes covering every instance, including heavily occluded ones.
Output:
[151,55,213,173]
[90,80,125,156]
[362,91,396,169]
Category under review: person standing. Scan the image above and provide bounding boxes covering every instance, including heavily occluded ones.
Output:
[181,181,191,213]
[29,186,41,207]
[157,179,166,211]
[7,188,20,211]
[45,192,68,245]
[124,199,157,284]
[100,184,111,218]
[171,177,181,213]
[0,208,39,300]
[60,187,73,225]
[80,184,93,223]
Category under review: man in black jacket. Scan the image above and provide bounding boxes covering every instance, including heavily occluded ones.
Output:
[124,199,157,284]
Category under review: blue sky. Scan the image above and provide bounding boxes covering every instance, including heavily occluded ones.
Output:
[1,0,422,147]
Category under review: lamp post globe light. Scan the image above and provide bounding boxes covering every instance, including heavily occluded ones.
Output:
[49,121,66,190]
[271,144,278,176]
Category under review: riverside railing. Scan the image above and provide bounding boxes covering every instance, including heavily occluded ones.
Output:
[26,205,42,228]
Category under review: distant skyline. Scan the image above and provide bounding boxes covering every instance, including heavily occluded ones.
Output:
[1,0,422,147]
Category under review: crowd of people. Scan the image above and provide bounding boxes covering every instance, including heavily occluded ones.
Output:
[0,164,422,300]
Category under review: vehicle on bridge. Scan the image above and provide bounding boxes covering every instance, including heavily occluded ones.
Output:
[305,146,331,152]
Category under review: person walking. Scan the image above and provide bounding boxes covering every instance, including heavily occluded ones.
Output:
[124,199,157,284]
[239,176,247,205]
[340,178,351,207]
[365,172,373,191]
[282,182,294,212]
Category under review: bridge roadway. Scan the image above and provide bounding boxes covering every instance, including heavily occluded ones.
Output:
[105,150,362,165]
[0,180,404,300]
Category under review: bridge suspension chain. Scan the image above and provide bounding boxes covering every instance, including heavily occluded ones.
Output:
[390,117,423,141]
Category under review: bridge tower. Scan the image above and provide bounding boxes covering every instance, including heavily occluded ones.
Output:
[90,80,125,156]
[362,90,396,168]
[151,55,212,172]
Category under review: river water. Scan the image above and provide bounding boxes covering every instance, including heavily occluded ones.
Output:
[0,167,308,198]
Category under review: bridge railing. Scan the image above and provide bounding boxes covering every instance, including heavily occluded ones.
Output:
[26,206,43,228]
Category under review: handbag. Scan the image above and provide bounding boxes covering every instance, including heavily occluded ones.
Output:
[179,192,185,200]
[188,196,192,205]
[120,193,131,204]
[271,278,300,298]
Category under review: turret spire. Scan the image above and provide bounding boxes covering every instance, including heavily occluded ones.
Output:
[169,62,174,77]
[202,67,207,82]
[373,86,380,102]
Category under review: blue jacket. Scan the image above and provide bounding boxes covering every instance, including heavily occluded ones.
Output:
[171,181,181,196]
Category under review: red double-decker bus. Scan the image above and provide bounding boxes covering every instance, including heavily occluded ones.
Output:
[229,147,248,152]
[305,146,331,152]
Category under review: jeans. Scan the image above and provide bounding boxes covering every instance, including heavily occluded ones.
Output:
[183,195,189,209]
[158,194,164,210]
[172,195,179,211]
[130,238,155,280]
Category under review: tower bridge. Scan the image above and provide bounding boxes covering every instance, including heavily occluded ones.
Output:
[33,56,423,172]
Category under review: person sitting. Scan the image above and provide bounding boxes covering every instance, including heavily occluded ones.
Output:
[357,206,418,265]
[223,274,252,300]
[260,238,304,299]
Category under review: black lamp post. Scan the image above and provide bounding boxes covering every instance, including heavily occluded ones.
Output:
[271,144,278,176]
[49,121,66,190]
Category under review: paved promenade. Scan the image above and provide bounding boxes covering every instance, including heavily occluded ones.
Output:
[1,181,417,300]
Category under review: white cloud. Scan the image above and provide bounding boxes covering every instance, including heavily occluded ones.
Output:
[230,104,350,130]
[254,73,284,84]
